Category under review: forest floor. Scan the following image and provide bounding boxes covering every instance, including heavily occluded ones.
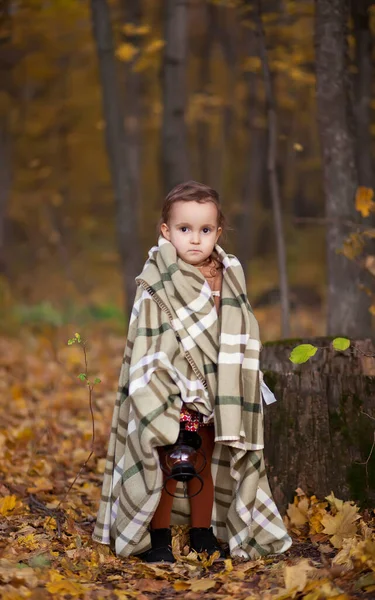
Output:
[1,329,375,600]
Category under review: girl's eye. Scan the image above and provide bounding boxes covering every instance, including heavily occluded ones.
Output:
[202,227,211,234]
[180,226,189,233]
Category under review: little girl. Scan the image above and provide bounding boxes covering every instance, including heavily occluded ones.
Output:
[93,181,292,562]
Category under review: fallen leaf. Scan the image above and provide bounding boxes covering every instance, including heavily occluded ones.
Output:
[325,492,344,513]
[0,495,17,515]
[174,581,191,591]
[137,579,169,592]
[287,497,309,527]
[190,579,217,592]
[0,560,38,588]
[284,559,315,595]
[322,502,360,548]
[46,579,86,596]
[27,477,54,493]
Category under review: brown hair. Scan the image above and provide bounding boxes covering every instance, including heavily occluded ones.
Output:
[160,180,226,231]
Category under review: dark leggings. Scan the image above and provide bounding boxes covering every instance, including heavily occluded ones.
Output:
[151,427,215,529]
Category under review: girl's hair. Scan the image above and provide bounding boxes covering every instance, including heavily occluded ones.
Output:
[160,180,226,230]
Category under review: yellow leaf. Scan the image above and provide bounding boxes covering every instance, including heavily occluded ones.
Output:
[286,497,309,527]
[48,569,64,582]
[340,233,364,260]
[243,56,261,72]
[325,491,344,512]
[355,186,375,217]
[293,142,303,152]
[15,427,34,442]
[284,558,315,594]
[133,55,152,72]
[144,39,165,54]
[46,579,85,596]
[122,23,150,36]
[0,495,17,516]
[27,477,54,493]
[96,458,107,473]
[365,255,375,277]
[308,502,327,535]
[173,581,190,591]
[17,533,38,549]
[190,579,217,592]
[223,557,233,572]
[322,502,360,548]
[116,43,138,62]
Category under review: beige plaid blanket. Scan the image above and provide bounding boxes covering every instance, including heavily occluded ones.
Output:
[93,237,292,558]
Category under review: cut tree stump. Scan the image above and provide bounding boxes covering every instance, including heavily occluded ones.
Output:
[261,337,375,511]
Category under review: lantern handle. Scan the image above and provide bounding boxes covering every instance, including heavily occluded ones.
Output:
[163,473,204,498]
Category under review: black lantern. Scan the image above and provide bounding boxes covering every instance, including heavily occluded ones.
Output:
[160,429,206,498]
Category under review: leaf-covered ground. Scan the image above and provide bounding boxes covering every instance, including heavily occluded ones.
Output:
[1,330,375,600]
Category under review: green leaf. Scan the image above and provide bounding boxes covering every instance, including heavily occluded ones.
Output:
[332,337,350,352]
[94,378,101,384]
[28,554,51,569]
[289,344,318,364]
[78,373,87,381]
[67,338,75,345]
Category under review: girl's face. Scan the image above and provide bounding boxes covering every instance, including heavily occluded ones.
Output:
[160,200,222,265]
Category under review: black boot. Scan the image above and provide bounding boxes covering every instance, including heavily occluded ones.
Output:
[137,528,176,564]
[189,527,226,559]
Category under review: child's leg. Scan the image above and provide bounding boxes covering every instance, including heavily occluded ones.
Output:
[187,426,215,528]
[150,448,177,529]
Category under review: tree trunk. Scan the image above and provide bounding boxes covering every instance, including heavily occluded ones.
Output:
[352,0,373,189]
[238,26,267,276]
[255,0,290,338]
[210,2,237,198]
[0,116,11,275]
[90,0,142,317]
[162,0,190,194]
[0,1,12,276]
[315,0,371,337]
[262,338,375,511]
[119,0,142,228]
[196,2,213,185]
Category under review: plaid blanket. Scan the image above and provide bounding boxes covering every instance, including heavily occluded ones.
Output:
[93,237,291,558]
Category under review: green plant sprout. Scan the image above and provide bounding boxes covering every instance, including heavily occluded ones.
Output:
[47,333,101,530]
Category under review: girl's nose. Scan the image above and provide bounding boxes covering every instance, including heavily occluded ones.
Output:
[191,231,200,244]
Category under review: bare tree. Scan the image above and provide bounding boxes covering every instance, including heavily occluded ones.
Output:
[315,0,371,337]
[162,0,190,194]
[0,1,13,275]
[352,0,373,188]
[0,117,11,276]
[90,0,142,317]
[195,1,213,184]
[119,0,142,219]
[209,2,237,196]
[254,0,291,337]
[238,23,267,276]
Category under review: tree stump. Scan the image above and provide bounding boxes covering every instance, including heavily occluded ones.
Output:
[261,338,375,511]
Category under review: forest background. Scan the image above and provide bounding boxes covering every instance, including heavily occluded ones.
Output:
[2,0,375,342]
[2,1,375,598]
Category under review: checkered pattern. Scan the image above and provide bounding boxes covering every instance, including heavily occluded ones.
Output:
[92,238,291,558]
